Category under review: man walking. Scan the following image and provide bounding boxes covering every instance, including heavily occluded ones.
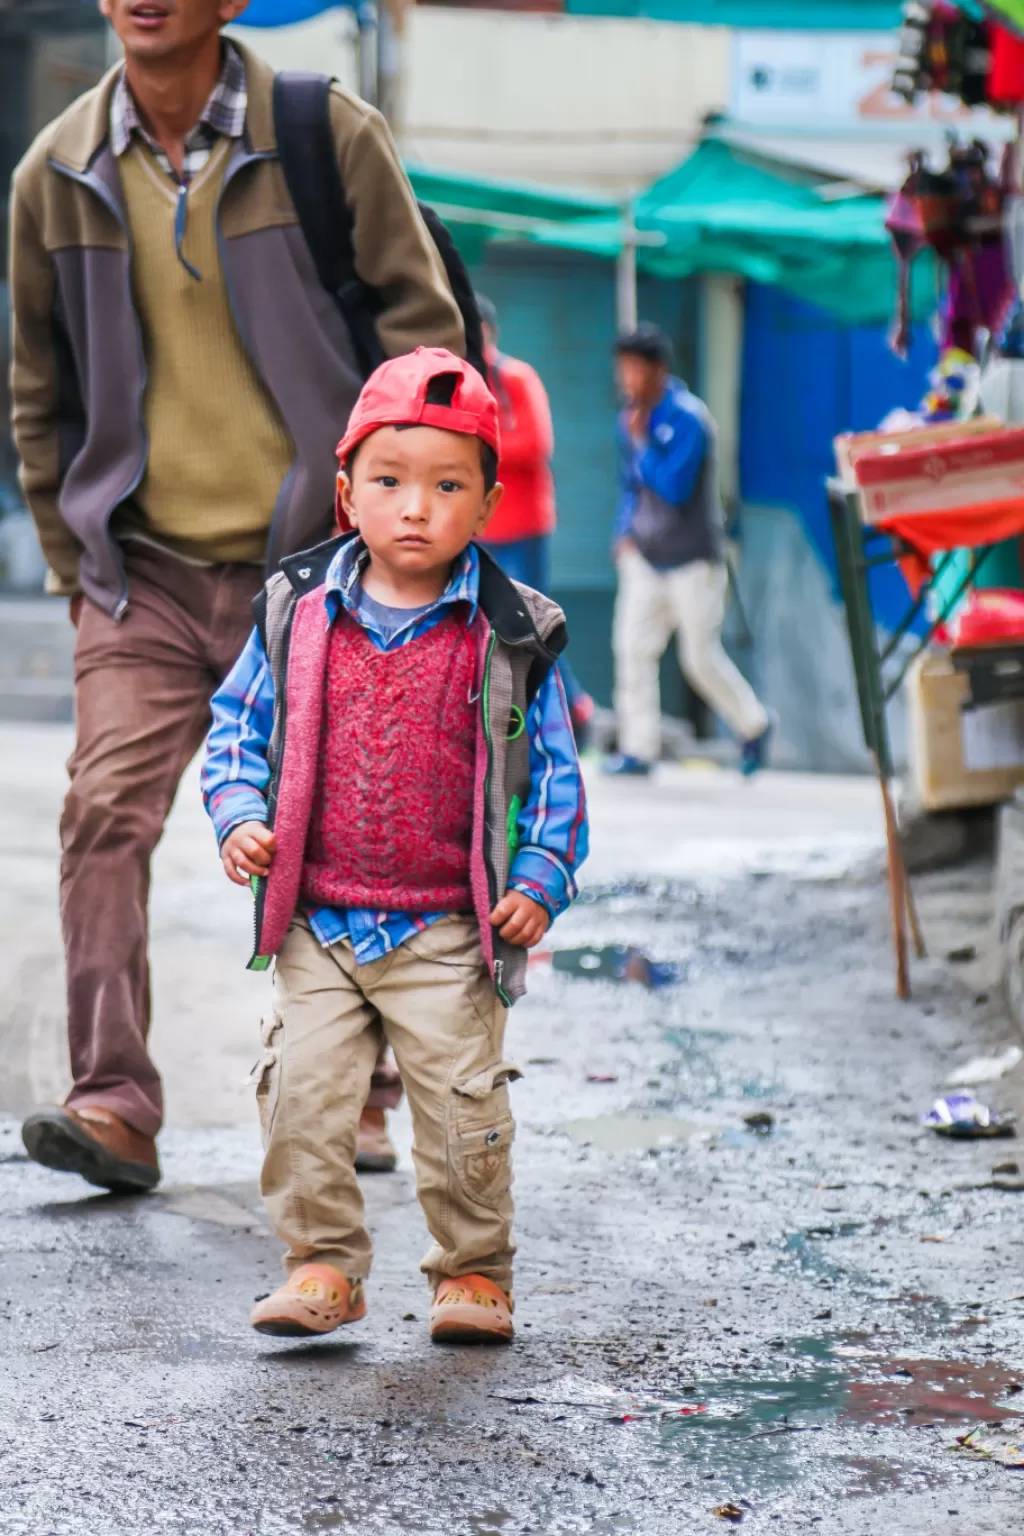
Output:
[604,325,771,778]
[9,0,464,1192]
[475,295,593,736]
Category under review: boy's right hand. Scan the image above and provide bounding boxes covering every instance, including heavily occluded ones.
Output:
[221,821,277,886]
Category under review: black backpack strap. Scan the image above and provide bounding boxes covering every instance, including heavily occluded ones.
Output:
[274,71,489,385]
[417,204,488,381]
[272,71,385,378]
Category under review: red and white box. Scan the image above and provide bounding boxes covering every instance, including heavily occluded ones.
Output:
[852,427,1024,525]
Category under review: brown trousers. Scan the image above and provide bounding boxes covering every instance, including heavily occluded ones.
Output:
[62,545,263,1135]
[62,543,402,1137]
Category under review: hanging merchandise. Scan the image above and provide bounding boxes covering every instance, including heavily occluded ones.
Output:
[891,1,990,106]
[892,0,932,100]
[886,140,1016,357]
[920,346,982,419]
[886,152,959,354]
[989,20,1024,102]
[942,139,1016,352]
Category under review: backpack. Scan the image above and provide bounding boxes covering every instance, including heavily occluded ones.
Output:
[272,71,488,383]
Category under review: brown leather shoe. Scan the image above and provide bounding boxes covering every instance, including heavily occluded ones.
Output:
[354,1106,397,1173]
[21,1105,160,1193]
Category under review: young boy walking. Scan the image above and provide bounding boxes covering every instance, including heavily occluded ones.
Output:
[203,348,587,1345]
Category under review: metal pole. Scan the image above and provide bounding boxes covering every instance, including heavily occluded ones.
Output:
[357,1,378,108]
[616,217,638,334]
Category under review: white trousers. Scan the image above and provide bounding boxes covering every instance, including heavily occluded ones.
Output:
[612,548,768,764]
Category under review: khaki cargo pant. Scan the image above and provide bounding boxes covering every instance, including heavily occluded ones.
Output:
[257,914,518,1292]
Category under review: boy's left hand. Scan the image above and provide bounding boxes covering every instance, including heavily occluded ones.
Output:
[490,890,551,948]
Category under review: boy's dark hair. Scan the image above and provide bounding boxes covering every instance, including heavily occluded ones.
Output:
[347,370,498,491]
[614,323,673,368]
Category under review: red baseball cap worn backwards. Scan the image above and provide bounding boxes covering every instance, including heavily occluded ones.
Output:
[336,347,500,471]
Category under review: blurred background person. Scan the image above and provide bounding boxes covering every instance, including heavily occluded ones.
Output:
[605,324,771,778]
[476,295,593,742]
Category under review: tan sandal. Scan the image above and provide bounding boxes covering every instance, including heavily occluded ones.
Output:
[250,1264,366,1337]
[430,1273,514,1345]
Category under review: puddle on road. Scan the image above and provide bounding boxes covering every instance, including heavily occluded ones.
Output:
[557,1116,716,1152]
[649,1334,1023,1500]
[662,1026,781,1106]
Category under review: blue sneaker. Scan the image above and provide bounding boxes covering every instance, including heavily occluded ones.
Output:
[739,720,773,778]
[602,753,653,777]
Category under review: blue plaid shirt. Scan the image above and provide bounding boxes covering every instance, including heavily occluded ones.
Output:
[202,541,588,964]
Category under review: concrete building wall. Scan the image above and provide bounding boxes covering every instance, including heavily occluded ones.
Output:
[226,7,359,92]
[399,7,730,194]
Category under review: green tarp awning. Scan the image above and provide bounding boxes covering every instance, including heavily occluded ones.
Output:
[405,165,624,266]
[405,140,931,326]
[633,137,933,325]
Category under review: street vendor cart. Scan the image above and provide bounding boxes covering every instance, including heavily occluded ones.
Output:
[830,419,1024,998]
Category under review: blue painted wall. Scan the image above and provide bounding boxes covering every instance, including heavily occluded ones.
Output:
[738,283,934,632]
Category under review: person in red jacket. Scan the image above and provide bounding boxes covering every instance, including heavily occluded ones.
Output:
[477,297,592,731]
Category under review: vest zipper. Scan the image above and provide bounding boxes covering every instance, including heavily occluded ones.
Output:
[480,629,512,1008]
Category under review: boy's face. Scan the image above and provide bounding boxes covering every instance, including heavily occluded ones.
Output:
[340,425,502,577]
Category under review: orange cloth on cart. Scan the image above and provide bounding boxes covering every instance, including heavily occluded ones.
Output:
[877,502,1024,594]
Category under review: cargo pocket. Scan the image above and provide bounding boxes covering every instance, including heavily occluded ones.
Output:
[250,1014,283,1150]
[451,1063,521,1209]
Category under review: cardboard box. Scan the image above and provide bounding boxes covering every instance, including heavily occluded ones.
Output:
[833,417,1002,485]
[853,426,1024,524]
[907,650,1024,811]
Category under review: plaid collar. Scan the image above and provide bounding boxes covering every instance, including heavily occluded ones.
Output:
[109,40,246,183]
[326,537,480,626]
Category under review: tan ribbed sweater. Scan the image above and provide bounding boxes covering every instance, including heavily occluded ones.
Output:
[118,139,294,562]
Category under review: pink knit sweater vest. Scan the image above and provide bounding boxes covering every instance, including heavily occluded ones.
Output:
[301,609,478,912]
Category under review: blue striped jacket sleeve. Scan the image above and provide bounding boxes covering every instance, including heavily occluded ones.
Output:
[507,665,588,920]
[637,394,708,507]
[201,626,276,847]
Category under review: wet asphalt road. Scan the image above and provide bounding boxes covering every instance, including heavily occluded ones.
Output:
[5,832,1024,1534]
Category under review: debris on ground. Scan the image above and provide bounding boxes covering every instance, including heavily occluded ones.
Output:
[921,1092,1016,1138]
[493,1373,705,1422]
[743,1111,774,1134]
[946,944,979,963]
[713,1503,746,1523]
[548,945,682,988]
[947,1047,1023,1087]
[993,1161,1020,1175]
[953,1424,1024,1466]
[585,1072,619,1084]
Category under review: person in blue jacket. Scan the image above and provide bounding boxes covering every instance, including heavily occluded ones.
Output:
[604,324,771,777]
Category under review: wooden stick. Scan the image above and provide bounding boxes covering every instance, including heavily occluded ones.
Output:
[904,859,927,960]
[875,758,911,1001]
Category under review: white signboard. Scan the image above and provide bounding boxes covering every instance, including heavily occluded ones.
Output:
[731,30,999,133]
